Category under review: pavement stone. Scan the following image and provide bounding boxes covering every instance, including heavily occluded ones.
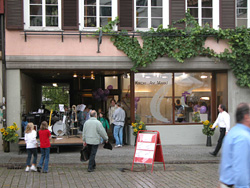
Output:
[0,145,221,187]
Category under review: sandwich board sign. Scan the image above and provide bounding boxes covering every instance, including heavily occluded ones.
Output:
[131,130,165,173]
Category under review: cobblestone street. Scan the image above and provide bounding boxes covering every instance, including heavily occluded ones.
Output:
[0,163,219,188]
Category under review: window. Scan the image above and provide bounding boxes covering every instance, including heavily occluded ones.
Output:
[24,0,62,30]
[134,0,169,30]
[79,0,117,30]
[186,0,219,29]
[236,0,248,27]
[134,72,218,125]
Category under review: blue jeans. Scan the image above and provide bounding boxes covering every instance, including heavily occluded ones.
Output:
[113,125,123,145]
[26,148,37,166]
[38,148,50,172]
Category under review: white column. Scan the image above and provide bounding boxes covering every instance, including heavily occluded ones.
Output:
[213,0,220,29]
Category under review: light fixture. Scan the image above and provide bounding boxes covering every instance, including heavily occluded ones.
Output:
[73,73,77,78]
[200,97,210,100]
[82,75,85,79]
[113,76,116,79]
[200,75,208,79]
[52,83,58,87]
[91,71,95,80]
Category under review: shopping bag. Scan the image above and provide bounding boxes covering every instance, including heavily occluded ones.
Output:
[80,146,90,162]
[103,141,113,150]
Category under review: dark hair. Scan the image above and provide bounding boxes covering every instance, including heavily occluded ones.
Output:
[236,103,250,123]
[110,99,116,103]
[40,121,48,130]
[117,101,121,107]
[176,99,180,104]
[220,104,227,112]
[90,110,97,117]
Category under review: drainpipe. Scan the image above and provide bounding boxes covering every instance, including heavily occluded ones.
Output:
[1,13,6,128]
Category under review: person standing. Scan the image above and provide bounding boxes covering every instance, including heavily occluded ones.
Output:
[108,99,117,143]
[209,104,230,157]
[24,123,38,172]
[37,121,51,173]
[219,103,250,188]
[82,110,108,172]
[113,102,126,148]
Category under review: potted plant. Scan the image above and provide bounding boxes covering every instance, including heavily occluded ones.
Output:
[1,122,19,152]
[131,121,146,146]
[202,120,214,146]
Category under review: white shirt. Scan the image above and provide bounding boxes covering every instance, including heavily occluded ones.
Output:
[108,105,117,124]
[212,111,230,132]
[25,130,37,149]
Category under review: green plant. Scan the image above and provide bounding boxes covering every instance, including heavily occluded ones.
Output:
[192,112,201,123]
[132,121,146,136]
[202,120,214,136]
[1,122,19,143]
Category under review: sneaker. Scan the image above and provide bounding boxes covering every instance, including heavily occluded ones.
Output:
[25,166,30,172]
[115,145,120,148]
[30,165,37,172]
[118,145,122,147]
[37,167,41,173]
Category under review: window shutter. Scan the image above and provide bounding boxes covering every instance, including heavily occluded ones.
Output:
[220,0,235,29]
[118,0,133,31]
[170,0,185,29]
[6,0,23,30]
[62,0,78,30]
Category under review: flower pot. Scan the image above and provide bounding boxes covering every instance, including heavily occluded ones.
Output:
[134,134,138,146]
[3,140,10,152]
[206,136,212,147]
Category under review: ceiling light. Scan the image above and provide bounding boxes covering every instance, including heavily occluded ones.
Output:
[52,83,58,87]
[73,73,77,78]
[82,75,85,79]
[200,75,208,79]
[200,97,210,100]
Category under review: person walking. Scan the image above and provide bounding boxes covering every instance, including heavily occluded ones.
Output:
[82,110,108,172]
[219,103,250,188]
[37,121,51,173]
[98,111,110,144]
[113,102,126,148]
[24,123,38,172]
[209,104,230,157]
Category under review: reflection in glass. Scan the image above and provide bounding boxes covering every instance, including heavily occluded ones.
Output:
[152,18,162,28]
[100,0,111,5]
[100,7,111,16]
[46,16,58,26]
[189,8,198,18]
[237,19,247,27]
[85,0,96,5]
[46,0,58,4]
[202,0,212,7]
[187,0,198,7]
[46,6,58,15]
[237,9,247,18]
[151,8,162,17]
[100,17,111,26]
[151,0,162,6]
[136,0,148,6]
[202,8,212,18]
[85,6,96,16]
[30,5,42,15]
[84,17,96,27]
[136,7,148,17]
[30,16,42,26]
[30,0,42,4]
[137,18,148,28]
[202,19,212,27]
[237,0,247,7]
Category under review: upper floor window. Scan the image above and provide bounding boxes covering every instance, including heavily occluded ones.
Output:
[236,0,248,27]
[24,0,62,30]
[186,0,218,29]
[134,0,168,30]
[79,0,117,30]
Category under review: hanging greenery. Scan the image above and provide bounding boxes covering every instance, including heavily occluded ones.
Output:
[100,12,250,88]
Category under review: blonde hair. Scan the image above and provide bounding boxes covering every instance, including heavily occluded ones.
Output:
[25,123,34,133]
[40,121,48,130]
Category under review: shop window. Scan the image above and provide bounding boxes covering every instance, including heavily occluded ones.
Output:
[216,73,228,114]
[24,0,62,30]
[236,0,248,27]
[79,0,117,30]
[104,76,118,90]
[135,73,173,124]
[135,0,169,30]
[174,72,211,123]
[186,0,218,29]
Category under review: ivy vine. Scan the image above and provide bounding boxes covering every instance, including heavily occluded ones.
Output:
[100,12,250,88]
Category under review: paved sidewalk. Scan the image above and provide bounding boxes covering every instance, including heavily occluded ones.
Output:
[0,145,221,188]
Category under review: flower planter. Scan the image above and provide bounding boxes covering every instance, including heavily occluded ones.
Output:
[3,140,10,152]
[206,135,212,147]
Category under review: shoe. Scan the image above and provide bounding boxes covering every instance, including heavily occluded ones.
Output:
[118,145,122,147]
[209,152,217,157]
[37,167,41,173]
[25,166,30,172]
[42,171,48,173]
[115,145,120,148]
[87,169,94,172]
[93,165,96,169]
[30,165,37,172]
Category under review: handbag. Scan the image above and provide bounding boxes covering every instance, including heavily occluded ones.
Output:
[80,146,90,162]
[103,141,113,150]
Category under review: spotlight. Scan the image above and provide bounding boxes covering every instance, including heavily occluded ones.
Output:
[73,73,77,78]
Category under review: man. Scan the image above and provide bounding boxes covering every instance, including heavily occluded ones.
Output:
[219,103,250,188]
[82,110,108,172]
[209,104,230,157]
[113,102,126,148]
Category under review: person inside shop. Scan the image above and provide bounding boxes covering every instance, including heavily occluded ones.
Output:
[175,99,184,122]
[108,99,117,143]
